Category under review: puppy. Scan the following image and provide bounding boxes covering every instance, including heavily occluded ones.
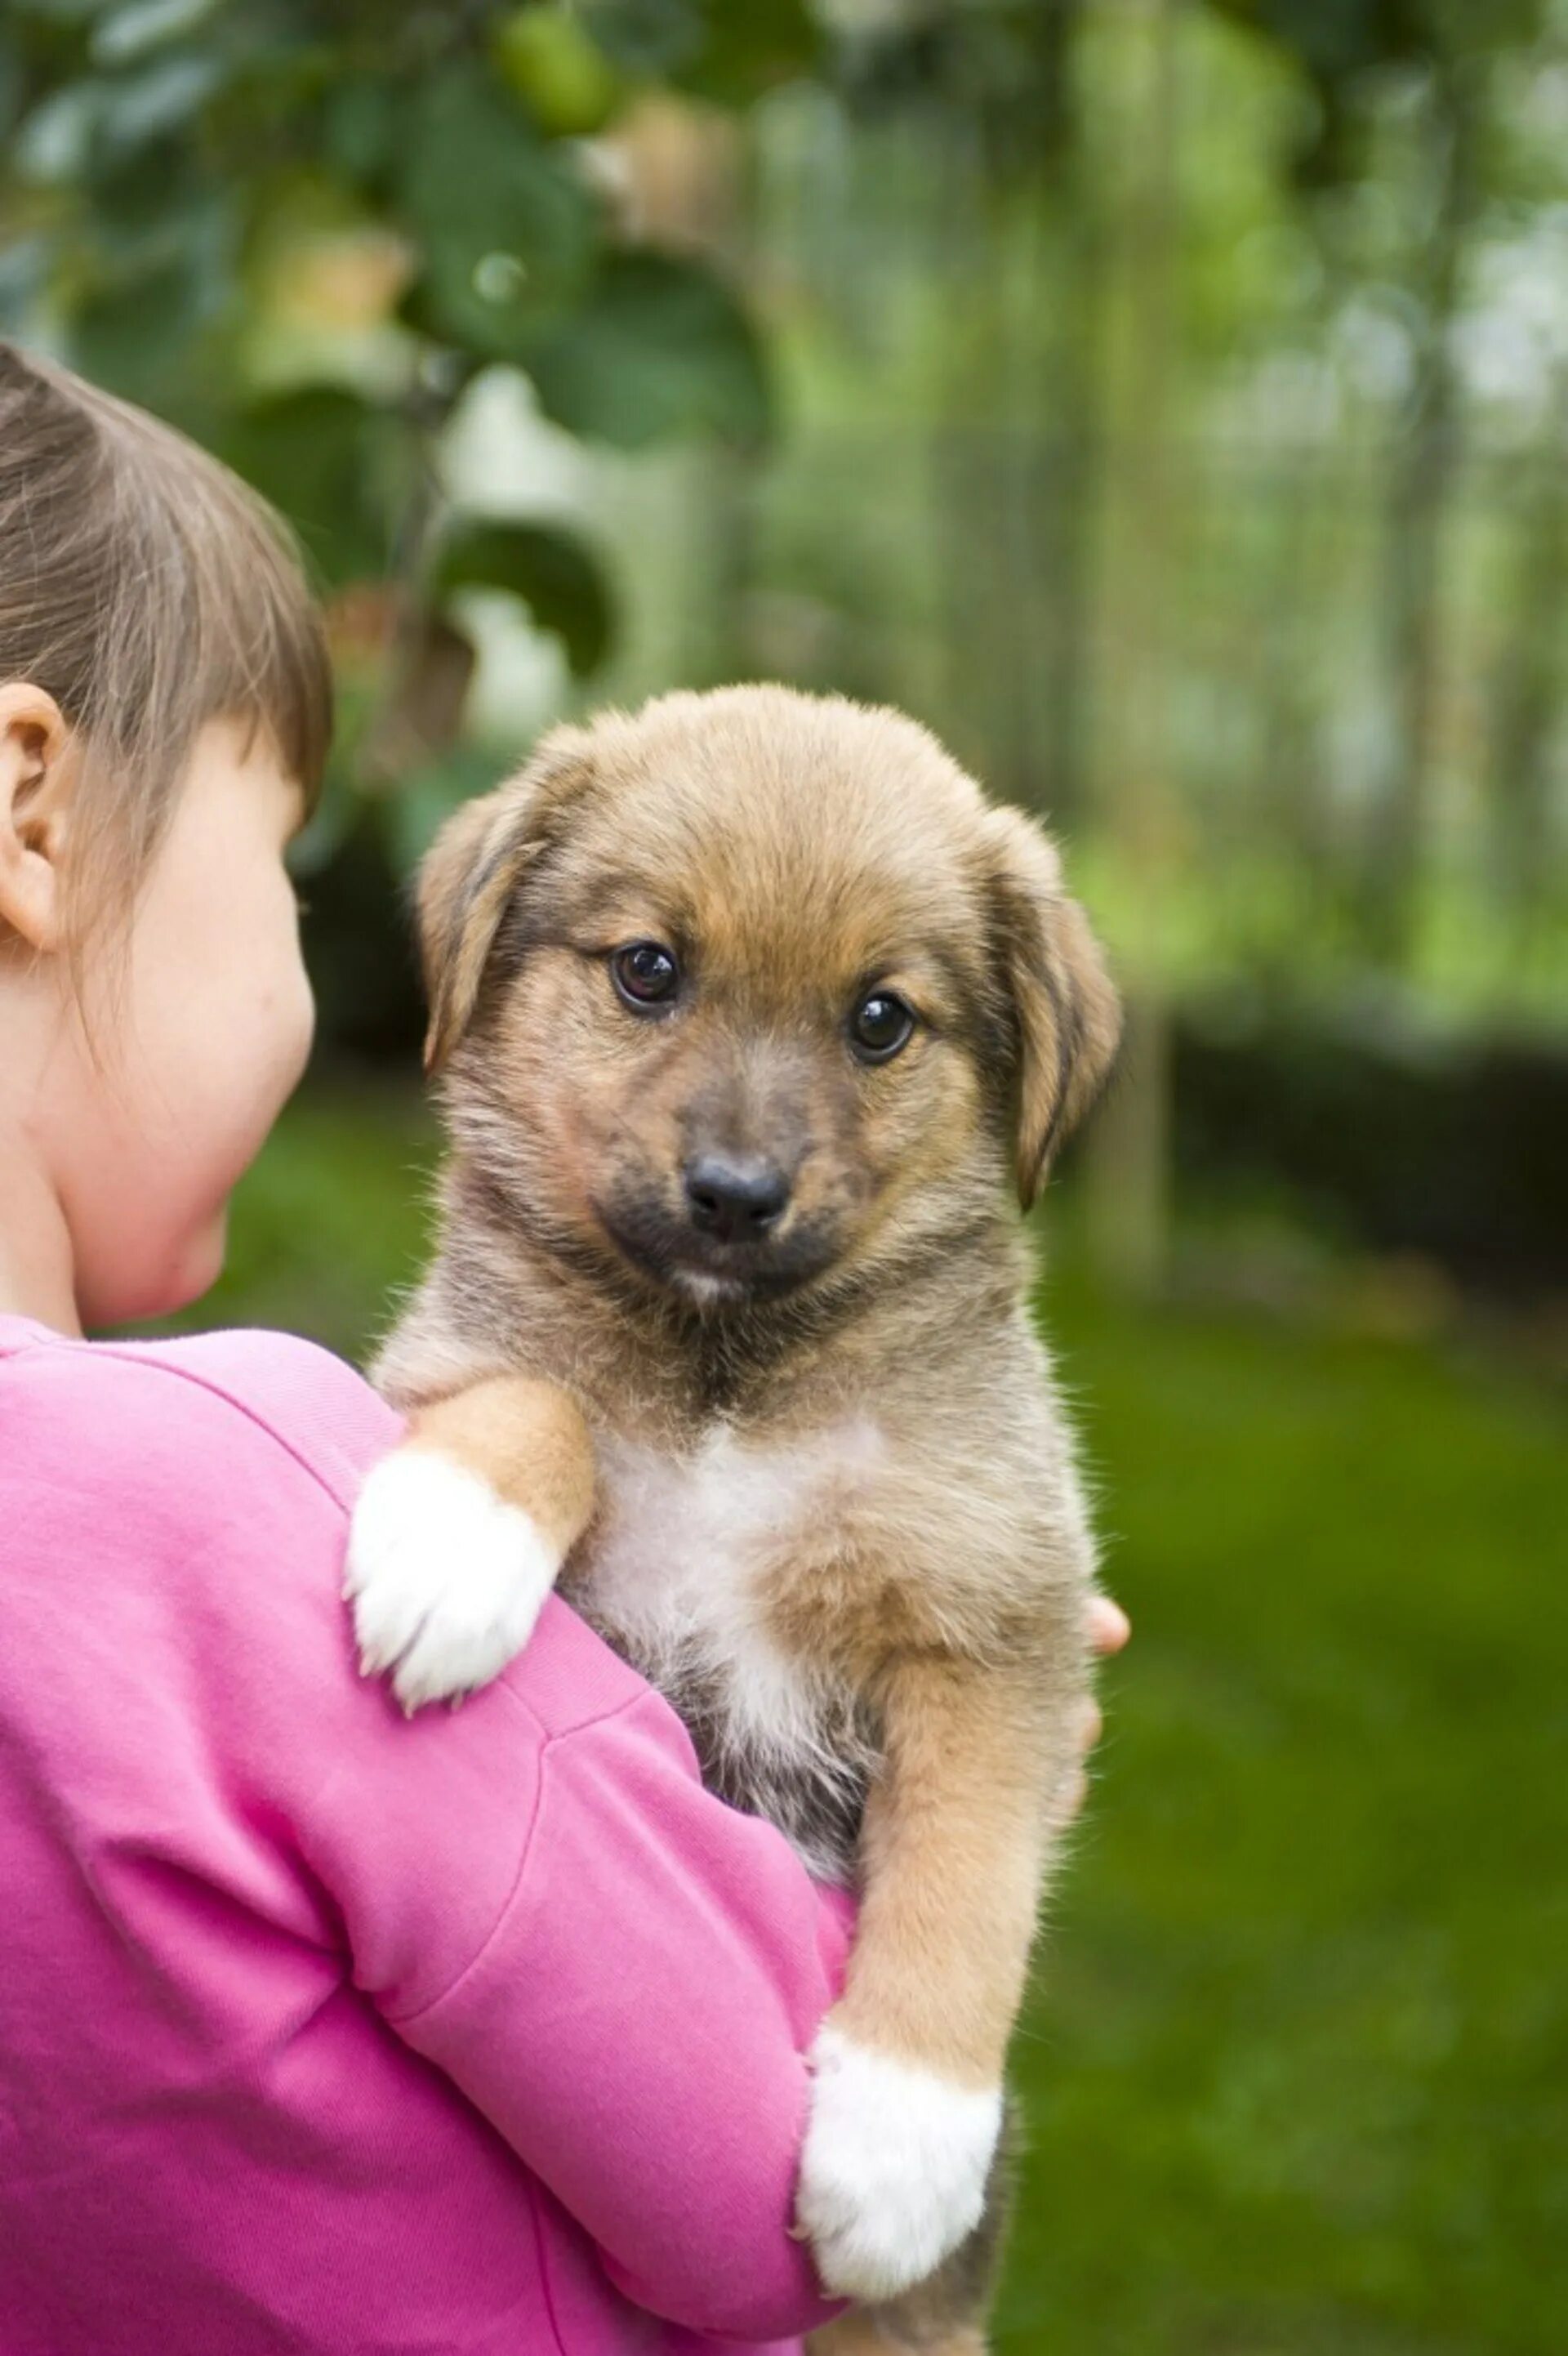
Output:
[346,685,1120,2353]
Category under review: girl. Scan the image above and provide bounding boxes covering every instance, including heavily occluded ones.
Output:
[0,344,1124,2355]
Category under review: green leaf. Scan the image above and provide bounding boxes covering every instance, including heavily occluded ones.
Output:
[492,7,623,136]
[83,159,227,270]
[220,386,412,588]
[10,0,116,20]
[93,50,223,156]
[676,0,823,105]
[63,183,234,409]
[13,83,104,184]
[91,0,220,67]
[434,516,614,676]
[0,32,22,141]
[68,254,210,408]
[13,42,226,188]
[398,60,599,358]
[383,741,505,877]
[0,235,49,332]
[583,0,822,100]
[525,248,772,448]
[579,0,704,80]
[321,72,403,193]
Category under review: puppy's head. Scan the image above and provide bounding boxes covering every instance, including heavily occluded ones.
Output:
[420,686,1118,1312]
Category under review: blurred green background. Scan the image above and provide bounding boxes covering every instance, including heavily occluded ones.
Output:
[3,2,1565,2349]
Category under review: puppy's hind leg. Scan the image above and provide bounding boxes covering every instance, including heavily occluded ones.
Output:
[345,1374,595,1712]
[808,2318,988,2355]
[808,2316,900,2354]
[821,2091,1014,2356]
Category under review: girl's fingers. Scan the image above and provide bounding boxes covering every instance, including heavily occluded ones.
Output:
[1058,1597,1128,1823]
[1088,1594,1130,1657]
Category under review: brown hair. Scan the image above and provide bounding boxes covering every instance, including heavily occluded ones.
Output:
[0,341,332,962]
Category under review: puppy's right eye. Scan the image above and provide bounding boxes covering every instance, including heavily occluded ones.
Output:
[850,990,915,1062]
[611,941,679,1009]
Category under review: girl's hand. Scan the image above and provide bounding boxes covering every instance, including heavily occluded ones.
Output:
[1057,1594,1130,1826]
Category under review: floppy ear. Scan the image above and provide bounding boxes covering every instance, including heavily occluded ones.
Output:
[981,805,1122,1208]
[419,728,595,1074]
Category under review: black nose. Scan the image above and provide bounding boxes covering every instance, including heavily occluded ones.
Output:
[684,1152,791,1243]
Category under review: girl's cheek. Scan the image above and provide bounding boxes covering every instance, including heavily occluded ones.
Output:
[281,930,317,1089]
[282,980,315,1103]
[249,877,315,1095]
[166,1206,231,1319]
[239,967,313,1152]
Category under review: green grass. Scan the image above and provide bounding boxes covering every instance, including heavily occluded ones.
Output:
[167,1083,1567,2356]
[1007,1263,1566,2355]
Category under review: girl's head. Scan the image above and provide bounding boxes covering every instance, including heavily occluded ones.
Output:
[0,344,332,1331]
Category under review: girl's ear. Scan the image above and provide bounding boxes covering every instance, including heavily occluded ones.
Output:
[420,726,597,1074]
[981,803,1122,1208]
[0,685,73,954]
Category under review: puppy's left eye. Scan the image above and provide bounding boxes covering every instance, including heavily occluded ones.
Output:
[849,991,915,1063]
[612,941,679,1009]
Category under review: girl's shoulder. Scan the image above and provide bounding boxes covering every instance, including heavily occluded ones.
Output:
[0,1317,641,1748]
[0,1315,399,1522]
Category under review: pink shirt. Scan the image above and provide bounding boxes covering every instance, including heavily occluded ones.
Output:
[0,1314,853,2354]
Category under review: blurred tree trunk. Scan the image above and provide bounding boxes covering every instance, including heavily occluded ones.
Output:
[702,110,765,687]
[1031,42,1103,834]
[1083,0,1179,1296]
[1361,56,1473,967]
[996,0,1098,828]
[1487,378,1568,944]
[1259,455,1336,900]
[936,0,1094,814]
[934,110,1000,774]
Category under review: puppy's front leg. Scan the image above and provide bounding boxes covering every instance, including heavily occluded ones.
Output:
[345,1376,595,1713]
[795,1656,1073,2304]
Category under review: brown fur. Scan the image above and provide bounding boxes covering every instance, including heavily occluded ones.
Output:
[408,1377,595,1562]
[373,685,1120,2347]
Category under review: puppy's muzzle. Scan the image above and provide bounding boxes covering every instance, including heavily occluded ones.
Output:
[683,1151,791,1246]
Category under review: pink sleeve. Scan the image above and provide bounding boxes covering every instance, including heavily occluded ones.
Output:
[373,1681,855,2339]
[69,1330,853,2343]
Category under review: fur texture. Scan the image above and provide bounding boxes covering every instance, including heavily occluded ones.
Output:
[355,685,1120,2349]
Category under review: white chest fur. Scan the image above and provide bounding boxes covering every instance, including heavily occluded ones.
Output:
[576,1416,888,1876]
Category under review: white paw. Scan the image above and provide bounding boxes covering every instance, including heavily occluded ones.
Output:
[344,1450,560,1713]
[794,2023,1003,2302]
